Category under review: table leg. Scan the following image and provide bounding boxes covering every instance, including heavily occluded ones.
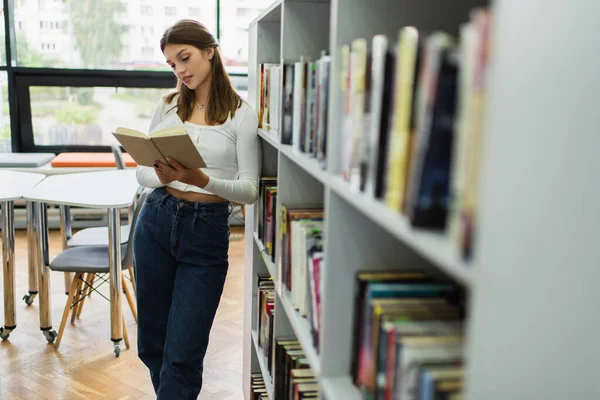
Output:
[35,202,57,343]
[1,201,16,339]
[108,207,123,356]
[59,205,73,294]
[24,202,38,306]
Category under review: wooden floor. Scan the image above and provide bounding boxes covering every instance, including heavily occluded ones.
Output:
[0,228,246,400]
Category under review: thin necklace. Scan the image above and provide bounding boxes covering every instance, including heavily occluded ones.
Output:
[196,103,207,112]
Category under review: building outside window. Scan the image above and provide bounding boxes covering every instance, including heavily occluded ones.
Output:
[0,0,271,152]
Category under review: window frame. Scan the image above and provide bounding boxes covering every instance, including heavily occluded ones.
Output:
[14,67,177,153]
[1,0,247,153]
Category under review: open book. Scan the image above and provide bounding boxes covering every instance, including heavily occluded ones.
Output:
[112,126,206,169]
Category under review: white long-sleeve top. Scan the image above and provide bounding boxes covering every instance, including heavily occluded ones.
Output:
[135,96,261,204]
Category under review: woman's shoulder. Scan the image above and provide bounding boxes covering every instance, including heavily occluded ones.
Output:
[232,100,257,125]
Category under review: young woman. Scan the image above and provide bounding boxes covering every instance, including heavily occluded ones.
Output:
[133,19,260,399]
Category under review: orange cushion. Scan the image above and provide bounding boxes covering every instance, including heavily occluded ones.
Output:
[51,152,138,168]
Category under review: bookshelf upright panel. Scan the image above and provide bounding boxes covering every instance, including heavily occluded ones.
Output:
[465,1,600,399]
[244,5,282,398]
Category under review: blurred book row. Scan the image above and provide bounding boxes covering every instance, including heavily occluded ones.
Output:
[257,7,492,261]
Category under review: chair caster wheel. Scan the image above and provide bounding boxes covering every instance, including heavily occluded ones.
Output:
[43,330,57,343]
[23,294,36,306]
[114,344,121,357]
[0,328,10,340]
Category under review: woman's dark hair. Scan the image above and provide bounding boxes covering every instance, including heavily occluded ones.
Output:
[161,19,241,125]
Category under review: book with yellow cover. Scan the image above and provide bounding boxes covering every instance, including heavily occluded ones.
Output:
[112,125,206,169]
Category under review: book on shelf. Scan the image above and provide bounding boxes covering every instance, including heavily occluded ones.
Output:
[357,281,458,389]
[250,373,269,400]
[365,34,395,199]
[256,177,277,238]
[347,269,466,400]
[259,63,280,131]
[282,64,295,145]
[112,125,206,169]
[279,205,324,350]
[418,365,463,400]
[404,31,457,229]
[292,57,307,152]
[332,5,491,260]
[396,335,464,400]
[316,51,331,166]
[350,270,430,384]
[269,52,330,168]
[304,60,317,154]
[384,26,420,213]
[265,187,278,257]
[270,65,282,135]
[256,177,278,262]
[257,275,275,369]
[272,338,318,400]
[340,38,368,189]
[454,8,492,260]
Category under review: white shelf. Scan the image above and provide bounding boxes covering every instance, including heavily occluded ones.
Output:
[329,176,476,287]
[250,0,282,26]
[244,1,600,399]
[258,128,281,150]
[251,330,275,399]
[253,232,276,278]
[321,376,360,400]
[278,287,321,376]
[279,145,329,185]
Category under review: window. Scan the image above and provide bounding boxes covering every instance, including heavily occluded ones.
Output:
[141,26,154,36]
[37,0,62,12]
[236,8,252,17]
[13,0,219,70]
[40,43,57,52]
[141,5,152,16]
[141,47,154,57]
[28,86,171,147]
[219,0,273,66]
[1,0,267,152]
[0,17,4,67]
[0,73,11,152]
[39,21,61,30]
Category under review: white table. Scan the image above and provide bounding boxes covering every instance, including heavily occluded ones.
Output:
[23,170,139,351]
[1,162,135,294]
[0,170,45,340]
[2,163,136,175]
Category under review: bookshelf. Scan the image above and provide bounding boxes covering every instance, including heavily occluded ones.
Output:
[243,0,600,399]
[251,330,275,399]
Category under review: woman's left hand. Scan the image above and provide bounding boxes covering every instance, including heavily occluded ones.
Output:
[154,157,209,188]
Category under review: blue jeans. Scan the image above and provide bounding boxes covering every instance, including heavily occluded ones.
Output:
[133,187,231,399]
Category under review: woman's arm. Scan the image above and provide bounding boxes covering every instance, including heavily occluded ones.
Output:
[136,98,167,188]
[203,106,261,204]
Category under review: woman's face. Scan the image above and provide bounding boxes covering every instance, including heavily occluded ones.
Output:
[164,43,214,91]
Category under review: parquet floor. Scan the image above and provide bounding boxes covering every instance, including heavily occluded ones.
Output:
[0,228,246,400]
